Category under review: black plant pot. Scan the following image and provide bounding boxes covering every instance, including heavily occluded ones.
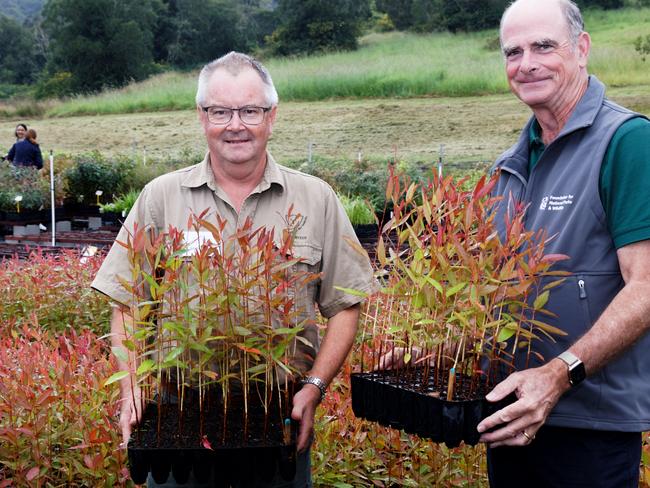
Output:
[350,370,513,448]
[353,224,379,240]
[128,387,297,486]
[3,209,46,223]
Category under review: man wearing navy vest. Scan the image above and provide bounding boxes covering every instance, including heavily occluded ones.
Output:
[476,0,650,486]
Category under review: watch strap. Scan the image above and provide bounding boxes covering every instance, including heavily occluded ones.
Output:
[302,375,327,401]
[557,350,586,386]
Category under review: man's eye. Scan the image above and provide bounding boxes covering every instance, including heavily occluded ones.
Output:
[505,49,521,58]
[242,108,259,115]
[210,109,229,117]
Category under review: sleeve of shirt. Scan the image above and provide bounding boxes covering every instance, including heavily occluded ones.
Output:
[600,117,650,249]
[7,143,15,162]
[316,185,377,318]
[91,184,158,305]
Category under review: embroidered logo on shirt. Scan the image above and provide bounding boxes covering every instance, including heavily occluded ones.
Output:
[539,194,574,211]
[539,196,549,210]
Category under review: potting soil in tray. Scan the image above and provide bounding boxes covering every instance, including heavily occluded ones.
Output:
[350,369,513,448]
[128,390,297,486]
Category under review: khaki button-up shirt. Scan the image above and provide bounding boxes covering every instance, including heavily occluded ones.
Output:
[92,152,375,372]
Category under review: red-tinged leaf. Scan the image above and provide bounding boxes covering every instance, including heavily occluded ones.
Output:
[201,435,214,450]
[1,480,14,487]
[541,253,570,263]
[236,345,261,355]
[25,467,39,481]
[70,443,91,450]
[84,454,93,469]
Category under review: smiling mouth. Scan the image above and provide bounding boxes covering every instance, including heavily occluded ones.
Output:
[225,140,250,144]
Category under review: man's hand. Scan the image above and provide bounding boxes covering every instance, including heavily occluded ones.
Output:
[291,384,321,453]
[477,358,570,447]
[119,387,144,446]
[376,346,423,370]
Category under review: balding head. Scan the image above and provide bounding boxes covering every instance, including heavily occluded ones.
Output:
[501,0,584,50]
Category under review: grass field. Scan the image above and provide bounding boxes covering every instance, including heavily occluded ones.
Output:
[2,85,649,171]
[1,6,646,118]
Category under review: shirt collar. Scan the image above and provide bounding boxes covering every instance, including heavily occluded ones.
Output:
[528,118,545,151]
[181,151,285,193]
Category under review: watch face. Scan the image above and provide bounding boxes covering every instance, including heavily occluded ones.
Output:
[570,362,586,386]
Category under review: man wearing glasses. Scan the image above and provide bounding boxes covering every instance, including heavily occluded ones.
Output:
[92,52,375,487]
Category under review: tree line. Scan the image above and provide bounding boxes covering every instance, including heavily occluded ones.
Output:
[0,0,636,98]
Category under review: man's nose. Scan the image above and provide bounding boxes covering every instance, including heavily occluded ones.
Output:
[519,49,538,73]
[227,111,246,130]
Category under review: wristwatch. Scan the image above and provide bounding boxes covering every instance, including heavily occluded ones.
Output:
[302,375,327,402]
[557,351,586,387]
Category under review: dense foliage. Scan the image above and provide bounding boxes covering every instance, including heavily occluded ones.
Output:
[375,0,628,32]
[2,182,650,485]
[0,0,645,97]
[0,15,43,87]
[41,0,161,95]
[265,0,371,55]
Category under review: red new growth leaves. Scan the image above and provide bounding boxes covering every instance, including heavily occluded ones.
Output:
[360,169,568,397]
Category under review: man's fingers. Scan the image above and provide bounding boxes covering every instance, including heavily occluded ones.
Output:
[291,401,312,452]
[485,374,519,402]
[296,414,313,453]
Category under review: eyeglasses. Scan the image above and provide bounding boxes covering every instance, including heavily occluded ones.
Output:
[201,105,272,125]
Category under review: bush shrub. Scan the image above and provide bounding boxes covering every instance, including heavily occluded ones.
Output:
[63,152,135,206]
[0,327,129,487]
[0,162,48,212]
[0,249,111,336]
[338,194,377,226]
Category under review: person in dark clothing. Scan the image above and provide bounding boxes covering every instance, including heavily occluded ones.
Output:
[7,128,43,169]
[476,0,650,486]
[2,123,27,161]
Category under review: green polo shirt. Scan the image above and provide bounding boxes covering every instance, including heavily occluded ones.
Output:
[528,117,650,248]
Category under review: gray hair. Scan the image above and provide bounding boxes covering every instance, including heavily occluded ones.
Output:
[500,0,585,50]
[195,51,279,107]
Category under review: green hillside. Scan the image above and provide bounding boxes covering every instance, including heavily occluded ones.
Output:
[4,6,650,118]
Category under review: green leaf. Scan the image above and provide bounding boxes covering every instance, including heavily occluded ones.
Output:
[104,371,129,386]
[333,286,369,298]
[425,275,443,294]
[111,346,128,363]
[163,346,185,363]
[445,282,466,298]
[496,327,516,342]
[136,359,155,375]
[533,290,550,310]
[233,326,251,336]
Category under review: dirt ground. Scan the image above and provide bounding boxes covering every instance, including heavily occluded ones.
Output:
[1,86,649,167]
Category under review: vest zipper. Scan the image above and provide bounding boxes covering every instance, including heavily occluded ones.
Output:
[578,277,587,299]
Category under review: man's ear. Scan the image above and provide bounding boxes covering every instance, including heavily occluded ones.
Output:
[577,31,591,68]
[267,105,278,136]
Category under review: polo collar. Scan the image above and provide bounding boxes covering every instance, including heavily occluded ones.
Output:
[528,118,544,150]
[181,152,285,192]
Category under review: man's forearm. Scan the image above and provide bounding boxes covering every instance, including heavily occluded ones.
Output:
[307,304,361,387]
[562,240,650,377]
[569,280,650,375]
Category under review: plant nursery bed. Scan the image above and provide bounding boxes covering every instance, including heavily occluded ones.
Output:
[3,230,117,248]
[350,369,513,448]
[0,243,63,260]
[128,389,297,486]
